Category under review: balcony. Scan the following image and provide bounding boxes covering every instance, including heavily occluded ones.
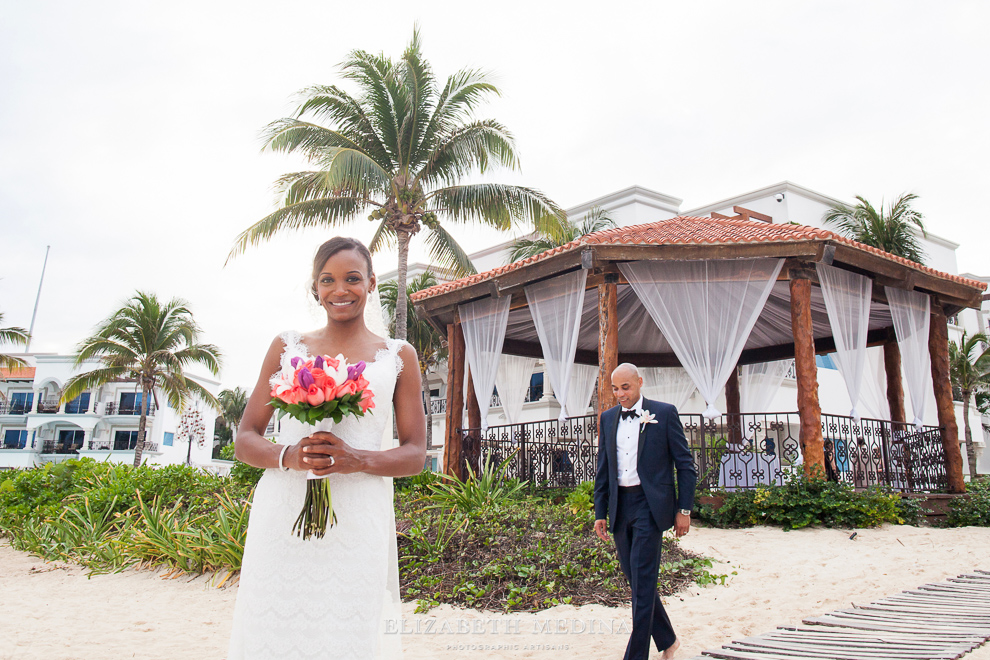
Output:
[36,400,61,414]
[104,402,157,417]
[0,402,32,415]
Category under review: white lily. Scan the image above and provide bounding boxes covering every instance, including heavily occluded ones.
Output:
[639,409,658,427]
[270,368,295,397]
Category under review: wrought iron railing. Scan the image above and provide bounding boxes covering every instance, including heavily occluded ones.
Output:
[428,398,446,415]
[460,411,947,493]
[37,400,60,413]
[104,402,156,416]
[0,402,31,415]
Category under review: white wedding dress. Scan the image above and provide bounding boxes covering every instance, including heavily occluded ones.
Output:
[228,331,404,659]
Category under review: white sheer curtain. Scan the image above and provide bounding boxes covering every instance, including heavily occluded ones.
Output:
[495,355,537,425]
[740,359,793,412]
[816,263,872,421]
[566,363,598,418]
[858,346,891,421]
[619,259,784,419]
[641,367,696,410]
[886,287,932,431]
[458,296,511,432]
[525,270,588,423]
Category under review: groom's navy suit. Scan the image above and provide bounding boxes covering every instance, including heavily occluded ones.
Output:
[594,397,697,660]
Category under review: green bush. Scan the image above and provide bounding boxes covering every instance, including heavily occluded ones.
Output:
[394,469,441,493]
[0,458,250,578]
[422,451,527,514]
[565,480,594,514]
[945,479,990,527]
[698,473,910,530]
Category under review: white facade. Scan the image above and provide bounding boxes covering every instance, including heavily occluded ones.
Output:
[0,354,221,470]
[385,181,990,475]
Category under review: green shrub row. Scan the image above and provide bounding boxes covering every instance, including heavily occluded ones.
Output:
[696,473,924,530]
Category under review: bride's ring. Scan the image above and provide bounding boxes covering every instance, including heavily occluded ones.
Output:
[329,456,336,467]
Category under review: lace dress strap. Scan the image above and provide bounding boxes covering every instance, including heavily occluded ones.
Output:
[384,337,409,377]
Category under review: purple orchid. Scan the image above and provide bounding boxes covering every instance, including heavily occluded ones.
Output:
[291,357,302,368]
[314,355,324,369]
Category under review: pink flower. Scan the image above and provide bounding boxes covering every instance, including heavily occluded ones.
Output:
[359,389,375,413]
[322,354,339,370]
[310,367,330,388]
[287,386,307,405]
[336,380,358,397]
[306,385,326,406]
[354,375,370,391]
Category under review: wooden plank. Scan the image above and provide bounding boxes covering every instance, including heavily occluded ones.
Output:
[702,648,843,660]
[832,609,990,629]
[861,603,990,618]
[776,625,980,644]
[803,616,986,636]
[730,637,961,658]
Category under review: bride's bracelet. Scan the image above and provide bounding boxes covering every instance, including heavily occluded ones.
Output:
[278,444,291,472]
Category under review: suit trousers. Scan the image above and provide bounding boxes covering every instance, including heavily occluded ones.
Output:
[614,487,676,659]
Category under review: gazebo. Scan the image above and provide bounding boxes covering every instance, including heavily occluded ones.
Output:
[411,216,987,494]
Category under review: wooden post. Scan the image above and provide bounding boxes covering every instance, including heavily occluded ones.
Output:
[597,274,619,418]
[789,271,825,478]
[466,370,481,434]
[929,303,965,493]
[725,363,742,447]
[883,337,907,424]
[443,319,466,479]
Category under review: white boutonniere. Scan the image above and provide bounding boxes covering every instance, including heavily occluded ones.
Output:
[638,410,658,427]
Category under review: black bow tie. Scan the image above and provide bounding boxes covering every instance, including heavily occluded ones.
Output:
[620,409,638,420]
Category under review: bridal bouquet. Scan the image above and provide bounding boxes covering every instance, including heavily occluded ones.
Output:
[270,354,375,539]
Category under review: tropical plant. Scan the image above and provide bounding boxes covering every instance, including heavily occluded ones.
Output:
[62,292,223,467]
[228,29,565,342]
[508,206,617,263]
[380,271,447,448]
[0,311,30,371]
[948,331,990,480]
[422,449,526,513]
[217,386,249,445]
[822,193,928,264]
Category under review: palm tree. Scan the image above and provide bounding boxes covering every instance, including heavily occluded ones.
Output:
[62,292,223,467]
[948,331,990,480]
[508,206,617,263]
[0,311,30,371]
[218,386,249,438]
[822,193,928,264]
[380,271,447,449]
[228,28,565,342]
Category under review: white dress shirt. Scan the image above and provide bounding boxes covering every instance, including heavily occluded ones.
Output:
[616,396,644,486]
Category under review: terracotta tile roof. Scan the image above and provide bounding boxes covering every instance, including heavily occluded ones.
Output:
[0,366,35,381]
[411,216,987,302]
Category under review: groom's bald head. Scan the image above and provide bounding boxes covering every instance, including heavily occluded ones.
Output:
[611,363,643,409]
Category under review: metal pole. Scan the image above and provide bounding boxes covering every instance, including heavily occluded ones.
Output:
[26,246,50,351]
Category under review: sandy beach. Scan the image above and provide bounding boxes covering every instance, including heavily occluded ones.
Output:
[4,524,990,660]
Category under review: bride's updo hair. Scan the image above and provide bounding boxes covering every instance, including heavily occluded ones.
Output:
[311,237,375,300]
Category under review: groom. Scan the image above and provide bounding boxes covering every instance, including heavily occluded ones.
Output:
[594,363,697,660]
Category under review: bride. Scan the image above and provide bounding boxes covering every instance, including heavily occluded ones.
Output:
[228,237,426,659]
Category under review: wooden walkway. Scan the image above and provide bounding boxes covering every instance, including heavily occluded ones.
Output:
[689,571,990,660]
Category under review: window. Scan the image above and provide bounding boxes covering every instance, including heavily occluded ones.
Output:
[3,429,28,449]
[8,392,33,414]
[65,393,91,414]
[58,430,85,452]
[119,392,143,415]
[816,354,837,370]
[429,388,440,399]
[163,432,174,447]
[527,372,544,402]
[114,430,140,450]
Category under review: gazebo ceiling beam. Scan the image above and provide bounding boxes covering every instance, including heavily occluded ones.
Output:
[498,325,892,369]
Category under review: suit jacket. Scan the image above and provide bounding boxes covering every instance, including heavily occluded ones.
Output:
[593,398,697,533]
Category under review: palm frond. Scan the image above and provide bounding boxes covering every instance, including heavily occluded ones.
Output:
[417,120,518,188]
[422,224,477,277]
[427,183,564,230]
[368,219,395,254]
[822,193,927,264]
[508,236,560,263]
[62,367,131,404]
[228,197,367,262]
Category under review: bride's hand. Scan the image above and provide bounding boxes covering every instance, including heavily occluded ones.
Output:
[293,431,364,476]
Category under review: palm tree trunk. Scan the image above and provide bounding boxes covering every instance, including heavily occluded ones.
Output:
[421,367,433,451]
[963,391,979,480]
[133,380,151,468]
[395,230,410,342]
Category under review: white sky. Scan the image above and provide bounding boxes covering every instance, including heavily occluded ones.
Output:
[2,0,988,390]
